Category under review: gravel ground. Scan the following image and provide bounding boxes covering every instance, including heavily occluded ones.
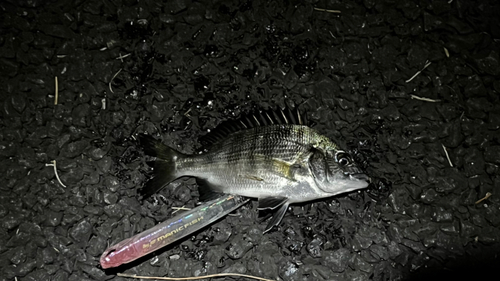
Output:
[1,0,499,280]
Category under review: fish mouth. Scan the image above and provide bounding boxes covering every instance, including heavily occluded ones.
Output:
[349,173,371,183]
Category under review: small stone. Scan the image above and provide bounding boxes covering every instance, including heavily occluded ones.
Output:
[41,247,58,264]
[15,259,37,277]
[352,234,373,250]
[88,147,106,160]
[473,50,499,76]
[10,247,27,264]
[307,237,323,258]
[44,210,63,227]
[60,140,89,158]
[211,221,232,245]
[2,212,24,230]
[225,238,253,259]
[484,146,500,165]
[370,244,389,260]
[103,204,123,218]
[352,254,373,273]
[323,248,350,273]
[103,191,118,204]
[103,176,120,192]
[420,188,438,204]
[70,219,92,244]
[432,206,453,222]
[463,148,485,177]
[11,94,26,113]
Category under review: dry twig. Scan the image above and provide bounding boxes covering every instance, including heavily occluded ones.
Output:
[475,192,492,204]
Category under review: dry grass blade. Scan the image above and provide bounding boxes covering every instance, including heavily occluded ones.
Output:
[410,95,440,102]
[441,144,453,167]
[54,76,59,105]
[313,7,341,13]
[109,68,122,93]
[118,272,277,281]
[45,160,67,187]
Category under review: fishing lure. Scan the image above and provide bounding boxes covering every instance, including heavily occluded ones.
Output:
[100,194,249,268]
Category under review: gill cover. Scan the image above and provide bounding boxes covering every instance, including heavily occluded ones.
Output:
[309,148,328,184]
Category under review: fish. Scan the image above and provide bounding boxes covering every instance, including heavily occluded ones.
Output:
[138,106,370,233]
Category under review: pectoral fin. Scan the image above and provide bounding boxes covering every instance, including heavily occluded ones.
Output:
[263,202,289,233]
[258,196,288,210]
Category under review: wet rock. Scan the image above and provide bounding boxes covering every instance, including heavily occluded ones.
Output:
[484,146,500,165]
[393,250,410,266]
[70,219,92,245]
[44,210,63,227]
[307,237,324,258]
[168,0,189,14]
[280,261,299,279]
[431,207,453,222]
[41,246,58,264]
[463,148,485,177]
[60,140,89,158]
[225,237,253,259]
[2,212,25,230]
[103,176,120,192]
[211,221,232,245]
[473,50,499,76]
[88,147,106,160]
[352,254,373,273]
[440,221,460,235]
[72,104,90,127]
[79,263,111,280]
[420,188,438,204]
[443,121,464,148]
[11,94,26,113]
[103,204,123,218]
[9,246,27,264]
[15,259,37,277]
[370,244,389,260]
[323,248,350,273]
[60,167,85,184]
[352,233,373,250]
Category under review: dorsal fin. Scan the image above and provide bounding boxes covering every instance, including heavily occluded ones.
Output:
[200,105,314,147]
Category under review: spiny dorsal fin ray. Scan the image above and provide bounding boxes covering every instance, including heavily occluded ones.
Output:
[200,105,312,147]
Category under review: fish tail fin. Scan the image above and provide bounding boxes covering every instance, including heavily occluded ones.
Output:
[138,134,184,199]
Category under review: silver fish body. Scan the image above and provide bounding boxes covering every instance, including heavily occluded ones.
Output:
[140,118,369,232]
[177,125,367,201]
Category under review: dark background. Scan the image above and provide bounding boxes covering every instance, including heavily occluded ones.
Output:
[1,0,499,280]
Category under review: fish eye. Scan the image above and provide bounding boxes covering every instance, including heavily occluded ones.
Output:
[335,152,350,166]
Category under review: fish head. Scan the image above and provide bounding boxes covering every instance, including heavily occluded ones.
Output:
[309,148,370,195]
